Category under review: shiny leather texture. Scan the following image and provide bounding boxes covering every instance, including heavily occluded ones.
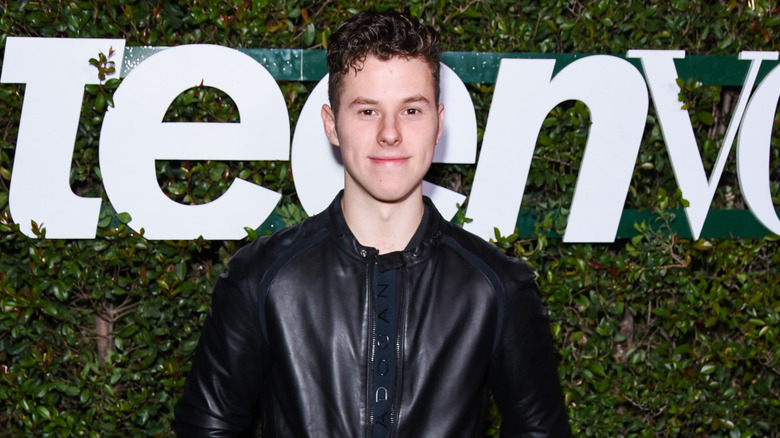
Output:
[175,194,571,437]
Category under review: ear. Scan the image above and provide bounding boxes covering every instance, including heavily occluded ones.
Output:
[321,104,340,146]
[435,103,445,144]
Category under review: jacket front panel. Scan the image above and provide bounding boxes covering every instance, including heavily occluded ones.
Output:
[259,230,502,437]
[174,194,572,437]
[393,242,500,437]
[262,233,370,437]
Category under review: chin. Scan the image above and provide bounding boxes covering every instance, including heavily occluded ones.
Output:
[370,187,418,204]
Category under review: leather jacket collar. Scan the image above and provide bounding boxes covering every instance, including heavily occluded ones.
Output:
[326,190,443,271]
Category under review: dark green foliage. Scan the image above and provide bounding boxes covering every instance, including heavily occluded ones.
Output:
[1,1,779,436]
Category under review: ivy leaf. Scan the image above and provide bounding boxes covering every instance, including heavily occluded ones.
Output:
[700,364,716,375]
[304,23,315,46]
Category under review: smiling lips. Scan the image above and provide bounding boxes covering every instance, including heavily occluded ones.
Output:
[370,157,409,165]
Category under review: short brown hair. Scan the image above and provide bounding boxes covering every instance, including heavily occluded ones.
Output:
[326,10,442,114]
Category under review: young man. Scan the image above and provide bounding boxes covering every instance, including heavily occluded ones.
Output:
[175,10,570,437]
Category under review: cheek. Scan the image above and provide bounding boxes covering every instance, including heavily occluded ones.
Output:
[339,141,363,167]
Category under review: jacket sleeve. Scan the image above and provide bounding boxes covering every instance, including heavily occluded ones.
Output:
[488,262,571,438]
[174,247,268,437]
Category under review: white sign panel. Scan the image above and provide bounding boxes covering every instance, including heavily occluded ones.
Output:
[2,37,779,242]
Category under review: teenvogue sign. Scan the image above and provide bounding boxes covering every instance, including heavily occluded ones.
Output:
[1,37,779,242]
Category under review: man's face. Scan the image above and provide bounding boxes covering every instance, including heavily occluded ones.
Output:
[322,55,444,205]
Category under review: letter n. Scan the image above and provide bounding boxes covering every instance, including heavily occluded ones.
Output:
[465,56,648,242]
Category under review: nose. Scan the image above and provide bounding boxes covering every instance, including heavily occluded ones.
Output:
[377,114,401,146]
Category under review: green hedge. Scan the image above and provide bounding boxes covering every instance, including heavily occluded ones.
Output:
[1,1,779,436]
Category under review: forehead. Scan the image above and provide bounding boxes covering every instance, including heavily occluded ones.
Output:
[338,55,436,105]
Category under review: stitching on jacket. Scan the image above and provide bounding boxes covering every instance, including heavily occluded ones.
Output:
[256,228,330,344]
[439,235,505,354]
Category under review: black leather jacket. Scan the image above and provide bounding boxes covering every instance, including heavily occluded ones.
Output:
[175,194,570,437]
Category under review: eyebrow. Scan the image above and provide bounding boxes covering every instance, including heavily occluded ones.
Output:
[349,97,379,106]
[348,94,430,107]
[402,95,430,105]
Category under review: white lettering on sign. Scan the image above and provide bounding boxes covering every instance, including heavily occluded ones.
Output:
[464,55,648,243]
[627,50,779,240]
[1,37,778,241]
[738,58,780,235]
[1,37,125,238]
[100,44,289,239]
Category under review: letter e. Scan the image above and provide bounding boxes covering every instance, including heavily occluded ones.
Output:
[99,45,289,239]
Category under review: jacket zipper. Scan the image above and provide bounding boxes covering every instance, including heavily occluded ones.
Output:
[387,266,405,437]
[365,259,376,438]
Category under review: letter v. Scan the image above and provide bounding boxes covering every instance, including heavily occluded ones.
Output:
[628,50,778,239]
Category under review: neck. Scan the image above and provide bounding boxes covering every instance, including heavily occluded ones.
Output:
[341,190,424,255]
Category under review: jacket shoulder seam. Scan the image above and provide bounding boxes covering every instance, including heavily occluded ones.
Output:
[439,234,505,354]
[257,227,330,343]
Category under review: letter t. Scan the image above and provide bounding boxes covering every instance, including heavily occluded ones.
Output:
[1,37,125,238]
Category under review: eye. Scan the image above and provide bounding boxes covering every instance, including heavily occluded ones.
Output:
[405,108,420,115]
[360,109,376,116]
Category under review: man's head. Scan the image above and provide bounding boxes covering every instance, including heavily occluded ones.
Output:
[326,10,442,115]
[320,10,445,207]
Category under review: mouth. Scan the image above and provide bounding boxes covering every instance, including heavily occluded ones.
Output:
[370,157,409,165]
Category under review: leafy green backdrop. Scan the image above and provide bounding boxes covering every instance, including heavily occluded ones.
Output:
[1,1,779,436]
